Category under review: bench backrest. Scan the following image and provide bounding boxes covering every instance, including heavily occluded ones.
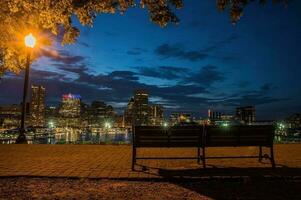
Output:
[169,126,203,147]
[134,125,275,147]
[134,126,203,147]
[205,125,275,147]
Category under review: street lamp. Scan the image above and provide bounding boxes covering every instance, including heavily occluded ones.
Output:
[16,33,36,144]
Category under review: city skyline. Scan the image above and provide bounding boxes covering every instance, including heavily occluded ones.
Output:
[0,0,301,120]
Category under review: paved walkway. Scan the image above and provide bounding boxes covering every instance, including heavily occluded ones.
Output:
[0,144,300,179]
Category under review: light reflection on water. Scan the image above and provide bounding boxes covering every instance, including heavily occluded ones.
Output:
[0,129,133,144]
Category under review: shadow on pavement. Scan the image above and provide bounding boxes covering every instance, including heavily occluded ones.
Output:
[154,166,301,199]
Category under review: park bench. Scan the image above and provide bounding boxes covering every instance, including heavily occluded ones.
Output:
[203,125,276,168]
[132,126,203,170]
[132,125,276,170]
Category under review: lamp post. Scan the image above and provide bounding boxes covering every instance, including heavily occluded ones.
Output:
[16,33,36,144]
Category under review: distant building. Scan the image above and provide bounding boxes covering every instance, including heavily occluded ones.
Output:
[87,101,115,127]
[149,105,164,126]
[45,106,58,128]
[0,104,21,128]
[58,94,81,127]
[133,90,149,126]
[59,94,81,118]
[236,106,255,124]
[220,114,234,121]
[30,85,45,127]
[115,115,125,128]
[170,113,192,125]
[124,97,135,128]
[285,113,301,128]
[88,101,106,127]
[208,109,222,120]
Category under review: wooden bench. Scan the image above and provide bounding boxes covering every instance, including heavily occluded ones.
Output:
[132,126,203,170]
[203,125,276,168]
[132,125,276,170]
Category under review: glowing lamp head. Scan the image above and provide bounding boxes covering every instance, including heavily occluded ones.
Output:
[24,33,36,48]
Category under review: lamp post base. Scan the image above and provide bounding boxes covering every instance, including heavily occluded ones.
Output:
[16,131,27,144]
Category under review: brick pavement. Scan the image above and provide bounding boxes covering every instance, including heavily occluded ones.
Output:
[0,144,300,179]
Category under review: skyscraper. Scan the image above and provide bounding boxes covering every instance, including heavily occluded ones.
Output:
[59,94,81,127]
[236,106,255,124]
[30,85,45,127]
[124,97,135,128]
[149,105,164,126]
[133,90,149,126]
[87,101,115,127]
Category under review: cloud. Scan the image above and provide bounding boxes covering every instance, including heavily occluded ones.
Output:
[154,34,239,62]
[52,63,89,75]
[40,49,85,65]
[217,95,285,107]
[78,42,90,48]
[260,83,277,92]
[203,34,239,52]
[137,66,188,80]
[108,71,139,81]
[207,86,287,108]
[182,65,225,86]
[136,65,226,88]
[154,44,209,61]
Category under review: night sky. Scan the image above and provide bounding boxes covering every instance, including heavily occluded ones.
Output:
[0,0,301,119]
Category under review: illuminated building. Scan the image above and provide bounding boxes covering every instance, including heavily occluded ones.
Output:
[133,90,149,126]
[170,113,192,125]
[285,113,301,128]
[59,94,81,117]
[208,109,222,120]
[30,85,45,127]
[58,94,81,127]
[149,105,164,126]
[124,97,134,128]
[236,106,255,124]
[0,104,21,128]
[87,101,115,127]
[115,115,125,128]
[220,114,234,121]
[45,106,58,128]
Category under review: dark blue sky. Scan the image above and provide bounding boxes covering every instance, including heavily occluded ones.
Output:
[1,0,301,119]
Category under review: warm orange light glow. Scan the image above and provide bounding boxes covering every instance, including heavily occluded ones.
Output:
[24,33,36,48]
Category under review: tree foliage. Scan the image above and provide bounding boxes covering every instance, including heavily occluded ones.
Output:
[0,0,288,75]
[217,0,289,24]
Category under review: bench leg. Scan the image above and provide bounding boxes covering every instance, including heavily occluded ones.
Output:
[132,146,136,171]
[197,147,200,164]
[258,146,263,162]
[270,146,276,168]
[202,147,206,168]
